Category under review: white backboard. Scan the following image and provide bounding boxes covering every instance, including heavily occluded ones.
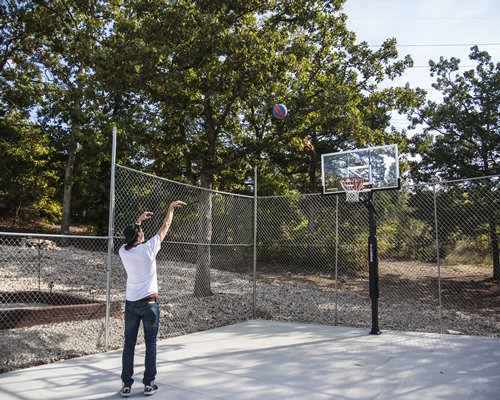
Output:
[321,144,400,194]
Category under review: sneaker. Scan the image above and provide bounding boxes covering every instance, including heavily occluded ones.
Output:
[144,381,158,396]
[120,384,131,398]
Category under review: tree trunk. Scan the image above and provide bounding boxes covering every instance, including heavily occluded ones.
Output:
[489,218,499,281]
[60,100,81,235]
[60,139,78,235]
[307,150,317,258]
[194,170,214,297]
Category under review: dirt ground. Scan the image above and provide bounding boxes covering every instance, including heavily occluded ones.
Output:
[259,260,500,315]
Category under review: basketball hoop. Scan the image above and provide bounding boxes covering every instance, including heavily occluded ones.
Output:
[339,176,366,202]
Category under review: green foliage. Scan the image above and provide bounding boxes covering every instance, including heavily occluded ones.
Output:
[409,46,499,181]
[407,48,500,278]
[0,0,466,256]
[444,236,494,267]
[255,195,369,272]
[98,0,419,196]
[0,0,121,231]
[376,190,437,261]
[0,121,61,223]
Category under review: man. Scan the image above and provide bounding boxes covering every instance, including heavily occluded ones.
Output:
[118,200,187,397]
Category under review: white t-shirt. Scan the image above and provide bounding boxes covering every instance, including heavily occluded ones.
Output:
[119,235,161,301]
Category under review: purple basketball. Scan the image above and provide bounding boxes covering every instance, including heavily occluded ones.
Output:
[273,104,287,119]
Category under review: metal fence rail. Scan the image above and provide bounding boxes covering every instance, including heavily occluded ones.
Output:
[1,171,498,373]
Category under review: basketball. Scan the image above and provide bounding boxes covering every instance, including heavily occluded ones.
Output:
[273,103,287,119]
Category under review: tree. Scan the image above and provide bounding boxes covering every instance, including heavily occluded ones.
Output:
[0,122,61,224]
[0,1,45,117]
[31,1,113,234]
[409,46,499,279]
[410,46,499,179]
[0,1,62,225]
[102,0,423,296]
[0,1,117,233]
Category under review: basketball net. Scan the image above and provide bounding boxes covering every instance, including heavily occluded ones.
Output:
[339,176,366,202]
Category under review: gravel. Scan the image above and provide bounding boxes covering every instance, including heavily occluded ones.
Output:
[1,242,498,373]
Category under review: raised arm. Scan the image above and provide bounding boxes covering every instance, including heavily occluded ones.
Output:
[157,201,187,242]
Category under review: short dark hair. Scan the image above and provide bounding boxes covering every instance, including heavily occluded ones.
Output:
[123,224,140,245]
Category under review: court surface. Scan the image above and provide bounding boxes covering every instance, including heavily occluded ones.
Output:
[0,319,498,399]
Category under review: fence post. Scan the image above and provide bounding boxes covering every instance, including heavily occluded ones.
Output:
[367,191,380,335]
[105,125,117,351]
[252,166,257,319]
[432,181,444,334]
[334,195,339,326]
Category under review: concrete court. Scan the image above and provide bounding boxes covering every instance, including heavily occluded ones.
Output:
[0,320,499,400]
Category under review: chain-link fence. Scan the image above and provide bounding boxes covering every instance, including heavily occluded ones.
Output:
[255,176,499,337]
[1,168,498,373]
[111,165,255,347]
[0,233,111,372]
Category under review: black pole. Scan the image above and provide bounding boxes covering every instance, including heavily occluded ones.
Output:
[366,191,381,335]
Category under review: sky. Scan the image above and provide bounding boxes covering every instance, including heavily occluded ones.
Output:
[341,0,500,131]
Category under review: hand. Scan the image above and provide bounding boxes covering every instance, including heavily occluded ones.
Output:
[169,201,187,210]
[137,211,154,224]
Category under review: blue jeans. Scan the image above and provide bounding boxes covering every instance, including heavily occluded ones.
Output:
[121,299,160,387]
